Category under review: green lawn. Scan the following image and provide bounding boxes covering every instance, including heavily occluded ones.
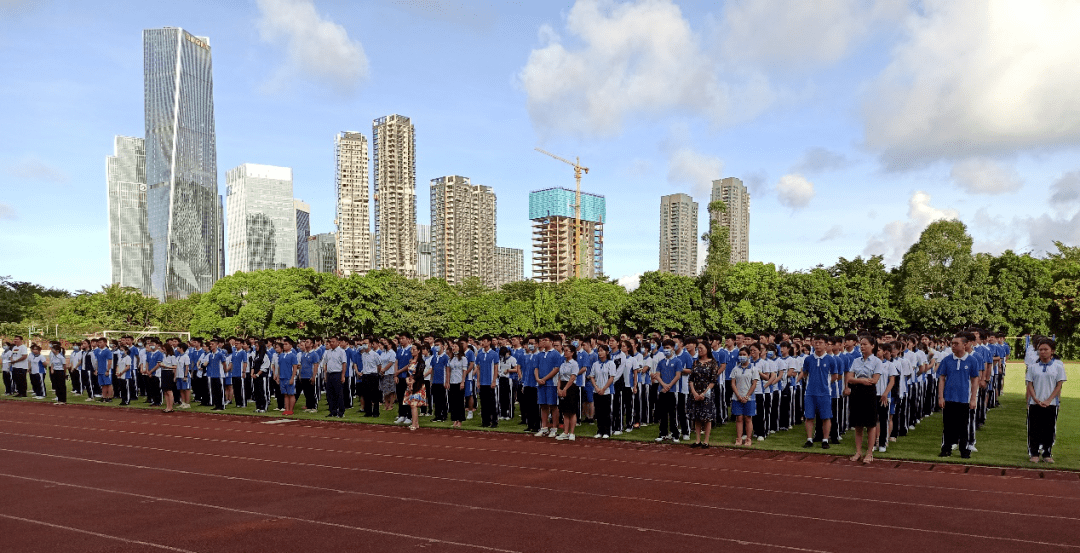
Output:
[4,362,1076,470]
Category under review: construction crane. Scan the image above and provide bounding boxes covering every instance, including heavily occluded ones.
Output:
[535,147,589,279]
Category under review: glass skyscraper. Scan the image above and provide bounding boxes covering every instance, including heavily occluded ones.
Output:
[107,135,152,295]
[295,200,311,269]
[143,27,221,299]
[225,163,296,274]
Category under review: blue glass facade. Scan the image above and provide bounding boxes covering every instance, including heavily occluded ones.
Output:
[528,187,606,223]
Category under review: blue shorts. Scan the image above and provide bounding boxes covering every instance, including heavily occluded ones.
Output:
[538,385,557,405]
[732,398,756,417]
[583,382,595,403]
[176,378,191,391]
[280,382,296,396]
[464,380,474,397]
[804,394,832,420]
[97,374,112,387]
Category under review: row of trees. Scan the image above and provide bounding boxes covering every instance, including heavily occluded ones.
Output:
[2,220,1078,357]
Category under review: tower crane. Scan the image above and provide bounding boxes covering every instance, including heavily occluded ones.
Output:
[535,148,589,279]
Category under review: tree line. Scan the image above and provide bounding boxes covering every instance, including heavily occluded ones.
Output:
[2,220,1078,357]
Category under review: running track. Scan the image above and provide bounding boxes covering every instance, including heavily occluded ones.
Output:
[0,401,1077,553]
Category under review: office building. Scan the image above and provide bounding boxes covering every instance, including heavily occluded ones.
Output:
[310,232,337,274]
[225,163,295,274]
[494,247,524,287]
[334,131,371,275]
[373,115,417,278]
[143,27,221,300]
[710,177,750,264]
[416,224,433,281]
[430,175,496,286]
[529,187,605,283]
[295,200,310,268]
[107,135,152,295]
[658,193,699,276]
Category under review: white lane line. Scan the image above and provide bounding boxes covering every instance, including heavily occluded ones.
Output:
[0,512,199,552]
[3,419,1077,525]
[16,407,1077,502]
[2,435,1077,551]
[0,470,517,553]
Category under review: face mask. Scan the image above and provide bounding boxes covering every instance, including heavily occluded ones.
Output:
[766,351,775,360]
[72,346,80,352]
[149,345,157,351]
[738,355,749,364]
[571,340,580,348]
[527,345,536,352]
[663,348,674,358]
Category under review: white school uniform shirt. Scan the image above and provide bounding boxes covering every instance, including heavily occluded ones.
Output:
[1026,359,1067,406]
[176,353,190,379]
[730,364,760,399]
[161,354,177,371]
[875,358,895,396]
[895,356,912,398]
[27,353,46,375]
[70,350,84,372]
[1,347,11,372]
[360,350,380,374]
[623,353,642,387]
[591,359,616,393]
[447,356,468,384]
[1024,343,1039,366]
[497,355,518,378]
[115,356,131,380]
[750,359,768,396]
[558,359,579,383]
[49,352,66,371]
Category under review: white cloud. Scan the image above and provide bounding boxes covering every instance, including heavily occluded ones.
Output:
[791,147,852,174]
[666,148,723,198]
[819,225,845,242]
[718,0,907,69]
[518,0,775,137]
[6,157,67,182]
[864,0,1080,168]
[1050,170,1080,205]
[0,202,16,220]
[864,190,959,264]
[256,0,369,95]
[617,273,642,291]
[775,174,815,209]
[949,158,1023,195]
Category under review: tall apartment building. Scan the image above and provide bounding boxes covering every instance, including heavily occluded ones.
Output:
[107,135,152,295]
[143,27,221,299]
[225,164,295,274]
[294,200,310,269]
[334,131,371,275]
[529,187,605,283]
[659,193,699,276]
[494,247,524,287]
[430,175,497,286]
[416,224,433,281]
[710,177,750,264]
[310,232,337,274]
[373,115,417,278]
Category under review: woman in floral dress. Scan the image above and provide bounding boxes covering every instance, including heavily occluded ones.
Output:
[688,343,719,449]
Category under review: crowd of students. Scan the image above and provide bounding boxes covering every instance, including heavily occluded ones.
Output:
[0,329,1067,463]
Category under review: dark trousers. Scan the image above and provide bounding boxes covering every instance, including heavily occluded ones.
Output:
[779,386,792,429]
[636,383,650,425]
[595,394,612,436]
[649,383,659,424]
[498,377,513,419]
[396,378,409,418]
[231,376,245,407]
[520,386,539,430]
[2,371,12,395]
[13,368,28,397]
[252,374,269,411]
[49,371,66,403]
[325,373,344,416]
[676,392,689,437]
[830,397,841,441]
[794,386,804,423]
[86,369,100,398]
[343,374,355,410]
[117,377,130,404]
[620,383,634,431]
[877,403,891,449]
[612,382,625,431]
[431,383,448,420]
[274,378,285,409]
[29,372,45,397]
[146,374,161,405]
[68,369,80,394]
[480,385,497,426]
[656,392,677,438]
[976,386,988,425]
[127,377,138,404]
[196,375,211,406]
[449,383,465,422]
[714,381,727,424]
[1027,404,1058,457]
[349,374,361,410]
[941,401,971,454]
[210,377,225,409]
[753,395,766,437]
[299,378,317,410]
[769,390,780,433]
[137,373,148,399]
[362,374,380,416]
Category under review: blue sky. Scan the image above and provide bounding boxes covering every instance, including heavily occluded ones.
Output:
[1,0,1078,293]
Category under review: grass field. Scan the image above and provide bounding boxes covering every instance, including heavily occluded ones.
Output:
[4,361,1076,470]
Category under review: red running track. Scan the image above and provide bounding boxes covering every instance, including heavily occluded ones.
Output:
[0,401,1078,553]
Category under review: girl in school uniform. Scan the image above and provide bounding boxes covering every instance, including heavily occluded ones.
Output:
[748,343,770,440]
[159,342,177,412]
[555,345,580,441]
[28,344,47,399]
[497,346,519,421]
[1026,339,1067,463]
[48,343,67,404]
[114,345,132,405]
[846,336,882,464]
[447,341,468,428]
[729,347,758,446]
[175,342,192,409]
[590,345,616,438]
[688,343,719,449]
[1,342,12,395]
[874,344,897,454]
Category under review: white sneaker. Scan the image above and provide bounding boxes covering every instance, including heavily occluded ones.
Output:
[85,397,95,402]
[466,411,474,420]
[625,428,633,433]
[671,436,680,443]
[603,434,610,439]
[878,446,887,453]
[952,444,959,450]
[568,434,576,441]
[757,436,765,442]
[556,433,569,440]
[655,437,665,443]
[968,445,978,453]
[535,428,549,437]
[594,433,604,439]
[549,429,559,438]
[394,416,405,424]
[612,430,623,436]
[682,434,691,441]
[404,418,412,425]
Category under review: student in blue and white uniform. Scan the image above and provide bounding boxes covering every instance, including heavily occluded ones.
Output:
[874,343,897,453]
[535,334,562,438]
[653,339,683,443]
[1026,338,1067,463]
[765,349,781,434]
[518,338,540,432]
[429,339,450,422]
[802,336,833,449]
[175,342,192,409]
[497,346,519,421]
[576,339,596,423]
[113,344,132,405]
[158,341,178,413]
[937,334,980,459]
[447,340,469,428]
[200,339,227,411]
[1,342,12,395]
[730,348,758,446]
[675,338,694,440]
[618,340,641,433]
[776,342,797,431]
[47,343,67,404]
[474,337,499,428]
[555,344,580,441]
[846,336,883,464]
[395,334,415,423]
[275,338,299,416]
[26,344,47,399]
[248,340,270,413]
[590,345,616,438]
[748,343,770,440]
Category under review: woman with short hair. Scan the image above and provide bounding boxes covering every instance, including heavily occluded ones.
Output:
[1026,339,1067,463]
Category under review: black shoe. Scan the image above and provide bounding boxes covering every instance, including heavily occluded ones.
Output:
[938,450,951,457]
[690,442,701,448]
[821,441,830,450]
[490,423,498,428]
[211,407,224,411]
[326,413,336,418]
[803,440,814,448]
[701,443,709,449]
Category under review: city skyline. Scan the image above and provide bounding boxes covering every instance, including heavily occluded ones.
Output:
[3,2,1078,294]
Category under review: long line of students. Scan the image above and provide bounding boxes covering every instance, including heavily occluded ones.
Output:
[0,328,1065,463]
